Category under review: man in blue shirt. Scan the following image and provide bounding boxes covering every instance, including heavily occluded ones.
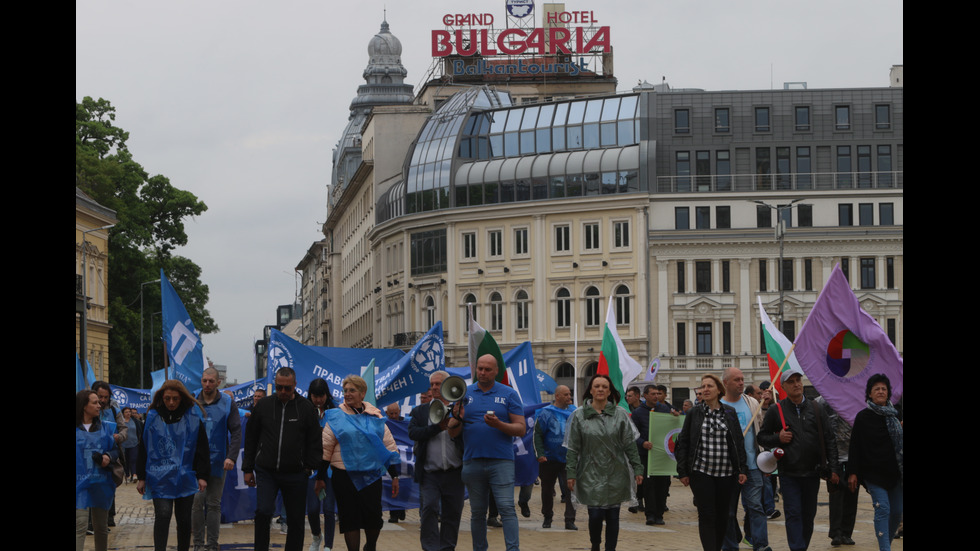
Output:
[450,354,525,551]
[533,385,577,530]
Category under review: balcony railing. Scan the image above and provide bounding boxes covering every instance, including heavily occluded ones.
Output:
[656,171,903,193]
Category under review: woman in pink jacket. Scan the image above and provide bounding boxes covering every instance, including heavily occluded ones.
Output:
[321,375,400,551]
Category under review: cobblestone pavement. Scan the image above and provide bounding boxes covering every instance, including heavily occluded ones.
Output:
[88,478,902,550]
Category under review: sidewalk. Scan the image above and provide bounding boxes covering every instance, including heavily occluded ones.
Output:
[92,477,902,550]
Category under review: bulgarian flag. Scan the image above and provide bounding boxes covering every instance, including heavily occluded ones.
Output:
[757,296,803,400]
[597,297,643,410]
[467,304,508,386]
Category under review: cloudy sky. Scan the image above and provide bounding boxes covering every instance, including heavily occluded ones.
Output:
[76,0,902,385]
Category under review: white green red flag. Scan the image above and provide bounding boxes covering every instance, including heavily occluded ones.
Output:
[597,297,643,410]
[757,296,803,400]
[467,304,508,385]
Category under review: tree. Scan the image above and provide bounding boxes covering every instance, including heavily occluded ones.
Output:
[77,97,217,388]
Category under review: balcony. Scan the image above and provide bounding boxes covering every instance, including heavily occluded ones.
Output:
[656,171,903,193]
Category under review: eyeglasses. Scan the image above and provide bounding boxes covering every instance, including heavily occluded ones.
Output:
[275,384,294,392]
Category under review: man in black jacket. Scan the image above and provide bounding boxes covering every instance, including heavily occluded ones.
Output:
[758,370,840,551]
[242,367,322,551]
[409,370,465,551]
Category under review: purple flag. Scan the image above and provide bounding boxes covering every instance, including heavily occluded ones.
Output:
[794,264,902,425]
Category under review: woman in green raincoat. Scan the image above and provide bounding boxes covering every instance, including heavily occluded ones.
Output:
[566,374,643,551]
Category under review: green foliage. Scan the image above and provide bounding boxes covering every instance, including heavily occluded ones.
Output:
[77,97,217,388]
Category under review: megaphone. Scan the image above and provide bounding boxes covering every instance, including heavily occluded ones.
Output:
[757,450,778,474]
[429,376,468,424]
[440,376,467,402]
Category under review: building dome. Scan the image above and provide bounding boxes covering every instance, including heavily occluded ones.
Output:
[368,20,403,61]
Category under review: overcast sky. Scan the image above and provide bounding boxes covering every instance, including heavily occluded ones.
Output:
[76,0,902,386]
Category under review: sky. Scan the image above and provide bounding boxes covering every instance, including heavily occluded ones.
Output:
[76,0,903,386]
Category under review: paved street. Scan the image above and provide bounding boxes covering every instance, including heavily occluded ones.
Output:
[89,477,901,550]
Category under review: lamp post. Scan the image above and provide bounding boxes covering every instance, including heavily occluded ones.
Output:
[140,278,161,389]
[753,199,803,334]
[79,224,115,380]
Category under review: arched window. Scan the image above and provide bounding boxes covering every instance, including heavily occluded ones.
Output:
[462,293,478,335]
[489,292,503,331]
[515,290,529,330]
[556,287,571,328]
[585,286,601,326]
[615,284,631,325]
[425,295,436,330]
[555,362,575,395]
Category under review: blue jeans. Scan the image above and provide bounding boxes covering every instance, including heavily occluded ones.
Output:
[762,474,776,515]
[724,469,768,551]
[780,476,820,551]
[462,459,519,551]
[306,476,336,548]
[865,481,902,551]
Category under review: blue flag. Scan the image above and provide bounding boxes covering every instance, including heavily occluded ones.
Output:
[160,270,204,393]
[76,354,96,393]
[267,329,355,402]
[107,384,153,413]
[502,342,542,405]
[374,322,445,406]
[535,368,558,394]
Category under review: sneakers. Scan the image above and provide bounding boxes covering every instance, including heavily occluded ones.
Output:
[767,510,781,520]
[519,502,531,518]
[309,534,322,551]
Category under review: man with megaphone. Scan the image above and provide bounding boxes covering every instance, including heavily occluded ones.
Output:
[408,370,466,551]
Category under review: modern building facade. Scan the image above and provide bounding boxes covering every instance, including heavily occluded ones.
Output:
[301,11,903,402]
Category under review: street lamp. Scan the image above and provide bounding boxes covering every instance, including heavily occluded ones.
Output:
[753,199,803,334]
[140,278,161,389]
[79,224,115,381]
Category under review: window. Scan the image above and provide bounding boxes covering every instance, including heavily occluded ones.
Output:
[411,229,447,276]
[583,222,600,251]
[613,220,630,248]
[676,151,691,192]
[555,224,570,252]
[755,107,770,132]
[488,230,503,257]
[516,290,529,330]
[837,146,852,188]
[426,296,436,329]
[756,147,772,190]
[886,257,895,289]
[757,205,772,228]
[722,260,731,293]
[875,104,891,130]
[798,204,813,227]
[776,147,792,190]
[841,258,850,282]
[857,145,873,188]
[696,261,711,293]
[716,206,731,229]
[616,285,630,325]
[677,323,687,356]
[514,227,529,255]
[835,105,850,130]
[696,206,711,229]
[880,203,894,225]
[675,207,690,230]
[716,150,732,191]
[795,106,810,131]
[674,109,690,134]
[722,322,732,355]
[489,292,503,331]
[695,151,711,191]
[463,293,479,334]
[585,286,601,326]
[715,108,730,133]
[839,204,853,226]
[677,261,686,293]
[781,259,793,291]
[462,232,477,259]
[783,320,796,342]
[777,204,793,228]
[860,258,876,289]
[877,145,893,187]
[859,203,874,226]
[696,323,712,355]
[804,258,813,290]
[796,146,812,189]
[887,319,896,345]
[556,288,571,328]
[759,259,767,292]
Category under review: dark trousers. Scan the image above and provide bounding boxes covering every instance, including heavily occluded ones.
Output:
[828,461,858,540]
[254,467,309,551]
[644,475,670,521]
[587,506,621,551]
[781,476,820,551]
[689,472,737,551]
[420,467,464,551]
[152,495,194,551]
[539,460,575,521]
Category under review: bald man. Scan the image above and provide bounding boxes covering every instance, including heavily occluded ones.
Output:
[533,385,577,530]
[451,354,525,551]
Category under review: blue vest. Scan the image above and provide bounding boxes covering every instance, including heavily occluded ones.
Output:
[143,406,202,499]
[76,423,115,510]
[196,391,232,477]
[535,404,575,463]
[324,409,398,491]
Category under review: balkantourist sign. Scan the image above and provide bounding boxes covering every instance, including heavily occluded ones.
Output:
[431,3,611,77]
